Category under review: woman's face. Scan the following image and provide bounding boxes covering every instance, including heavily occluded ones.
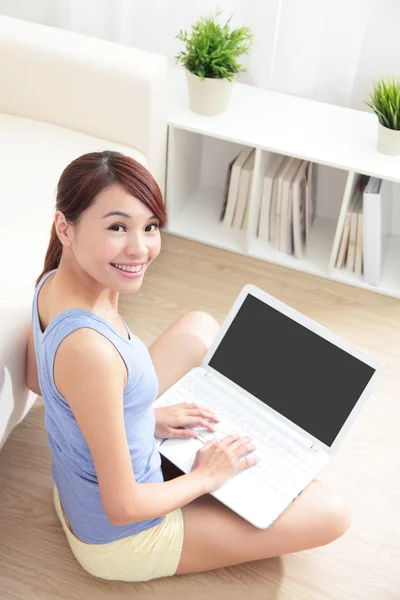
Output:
[68,184,161,294]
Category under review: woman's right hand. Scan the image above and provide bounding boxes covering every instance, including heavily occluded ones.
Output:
[191,434,260,493]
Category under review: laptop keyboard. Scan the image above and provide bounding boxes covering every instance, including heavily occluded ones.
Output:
[156,376,318,498]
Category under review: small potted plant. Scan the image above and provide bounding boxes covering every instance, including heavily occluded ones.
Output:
[365,77,400,155]
[175,10,254,116]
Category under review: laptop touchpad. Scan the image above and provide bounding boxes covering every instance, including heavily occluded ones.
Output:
[159,437,202,473]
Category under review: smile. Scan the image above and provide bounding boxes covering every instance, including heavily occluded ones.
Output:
[111,263,144,273]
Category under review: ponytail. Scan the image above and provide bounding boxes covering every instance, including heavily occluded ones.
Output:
[35,223,63,286]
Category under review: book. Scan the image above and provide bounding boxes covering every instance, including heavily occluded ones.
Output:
[346,192,362,271]
[292,160,310,259]
[355,202,363,276]
[336,212,351,269]
[306,162,317,241]
[258,155,286,240]
[335,189,361,269]
[232,149,256,229]
[220,155,238,221]
[279,158,303,254]
[269,157,290,245]
[362,177,391,286]
[270,157,296,247]
[241,152,258,232]
[223,147,254,227]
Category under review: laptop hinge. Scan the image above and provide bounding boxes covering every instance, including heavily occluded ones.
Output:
[310,443,320,452]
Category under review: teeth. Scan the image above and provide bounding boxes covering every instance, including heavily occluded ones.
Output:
[113,263,142,273]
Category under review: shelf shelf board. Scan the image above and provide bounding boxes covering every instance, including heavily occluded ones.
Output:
[168,67,400,185]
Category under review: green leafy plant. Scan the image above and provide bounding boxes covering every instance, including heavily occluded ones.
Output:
[365,77,400,130]
[175,10,254,82]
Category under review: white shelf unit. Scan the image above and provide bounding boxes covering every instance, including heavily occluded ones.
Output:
[166,68,400,299]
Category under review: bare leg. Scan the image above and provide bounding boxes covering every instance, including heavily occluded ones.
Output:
[176,480,350,574]
[149,311,220,397]
[149,311,351,574]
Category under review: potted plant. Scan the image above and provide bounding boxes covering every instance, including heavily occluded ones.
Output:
[365,77,400,155]
[175,10,254,116]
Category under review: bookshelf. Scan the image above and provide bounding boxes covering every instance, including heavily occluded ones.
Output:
[166,68,400,299]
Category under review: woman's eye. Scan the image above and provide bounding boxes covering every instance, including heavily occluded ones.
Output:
[109,224,126,233]
[145,223,160,233]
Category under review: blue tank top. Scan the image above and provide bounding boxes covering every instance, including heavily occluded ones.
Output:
[32,269,164,544]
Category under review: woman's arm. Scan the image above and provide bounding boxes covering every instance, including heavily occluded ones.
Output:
[109,471,207,526]
[54,328,209,526]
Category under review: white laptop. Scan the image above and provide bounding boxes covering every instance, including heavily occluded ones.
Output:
[153,284,384,529]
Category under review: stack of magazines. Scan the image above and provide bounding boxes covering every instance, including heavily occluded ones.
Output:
[220,149,317,259]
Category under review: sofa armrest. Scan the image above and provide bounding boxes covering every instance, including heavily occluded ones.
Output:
[0,305,38,452]
[0,15,168,192]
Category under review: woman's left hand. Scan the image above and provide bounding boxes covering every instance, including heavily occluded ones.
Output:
[154,402,219,439]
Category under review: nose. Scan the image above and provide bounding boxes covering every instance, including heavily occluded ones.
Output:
[125,233,149,260]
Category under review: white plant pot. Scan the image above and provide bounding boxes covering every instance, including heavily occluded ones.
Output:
[377,121,400,155]
[185,70,233,116]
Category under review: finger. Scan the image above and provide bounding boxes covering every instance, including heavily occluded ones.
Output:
[234,442,256,458]
[228,435,252,448]
[233,435,253,447]
[186,417,217,432]
[176,402,218,423]
[224,434,252,448]
[184,403,219,418]
[168,427,198,439]
[200,438,219,451]
[238,455,260,471]
[186,408,219,423]
[219,433,242,447]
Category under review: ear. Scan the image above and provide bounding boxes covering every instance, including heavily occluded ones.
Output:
[54,210,74,247]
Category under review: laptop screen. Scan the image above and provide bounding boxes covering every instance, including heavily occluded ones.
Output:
[208,294,376,447]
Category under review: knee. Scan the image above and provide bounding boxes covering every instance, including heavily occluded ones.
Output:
[322,490,352,543]
[180,311,220,349]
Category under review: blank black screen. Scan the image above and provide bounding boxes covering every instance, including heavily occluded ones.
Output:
[209,295,375,447]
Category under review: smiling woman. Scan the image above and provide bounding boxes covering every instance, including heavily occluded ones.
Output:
[26,150,349,584]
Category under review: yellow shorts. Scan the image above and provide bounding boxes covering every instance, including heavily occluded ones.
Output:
[53,486,184,582]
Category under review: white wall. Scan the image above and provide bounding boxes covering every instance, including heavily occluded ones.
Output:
[1,0,399,233]
[1,0,398,113]
[351,0,400,111]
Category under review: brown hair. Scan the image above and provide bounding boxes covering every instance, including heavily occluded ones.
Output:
[36,151,167,286]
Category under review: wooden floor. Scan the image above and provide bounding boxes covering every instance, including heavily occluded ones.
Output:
[0,233,399,600]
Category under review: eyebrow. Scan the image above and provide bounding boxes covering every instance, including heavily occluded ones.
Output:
[102,210,157,220]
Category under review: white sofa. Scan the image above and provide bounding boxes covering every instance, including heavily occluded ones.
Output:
[0,16,168,450]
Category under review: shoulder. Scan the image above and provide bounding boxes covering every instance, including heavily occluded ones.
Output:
[54,327,128,396]
[56,326,120,359]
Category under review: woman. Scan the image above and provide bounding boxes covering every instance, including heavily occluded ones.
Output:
[25,151,350,582]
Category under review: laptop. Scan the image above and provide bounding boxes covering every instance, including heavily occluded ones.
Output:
[153,284,384,529]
